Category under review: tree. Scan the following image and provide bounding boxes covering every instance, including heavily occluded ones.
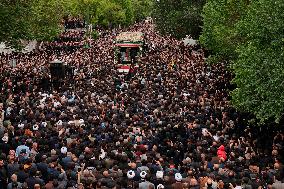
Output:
[0,0,68,49]
[114,0,134,25]
[0,0,33,49]
[0,0,152,49]
[199,0,250,63]
[231,0,284,123]
[152,0,206,39]
[97,0,126,28]
[75,0,135,28]
[28,0,67,41]
[131,0,153,22]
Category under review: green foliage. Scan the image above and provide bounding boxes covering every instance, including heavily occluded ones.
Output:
[152,0,206,39]
[75,0,99,25]
[0,0,152,48]
[97,0,127,27]
[73,0,153,28]
[131,0,153,21]
[91,30,99,40]
[0,0,67,49]
[199,0,250,62]
[231,0,284,123]
[61,0,82,16]
[201,0,284,123]
[115,0,134,25]
[0,0,32,48]
[29,0,65,41]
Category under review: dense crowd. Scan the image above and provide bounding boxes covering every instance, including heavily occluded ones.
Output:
[0,20,283,189]
[63,17,85,30]
[57,31,86,42]
[44,30,86,54]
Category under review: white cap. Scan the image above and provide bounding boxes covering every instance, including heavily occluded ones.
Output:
[18,123,24,129]
[99,100,103,104]
[157,184,165,189]
[99,149,106,160]
[57,120,63,126]
[175,173,182,181]
[156,171,164,179]
[41,122,47,127]
[68,121,74,125]
[79,119,85,126]
[2,135,8,143]
[140,171,147,179]
[33,124,39,131]
[19,109,24,115]
[79,119,84,124]
[61,146,67,154]
[127,170,135,179]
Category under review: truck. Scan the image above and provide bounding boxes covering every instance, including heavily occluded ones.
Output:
[114,32,144,73]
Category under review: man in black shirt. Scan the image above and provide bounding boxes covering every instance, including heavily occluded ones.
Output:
[0,159,8,189]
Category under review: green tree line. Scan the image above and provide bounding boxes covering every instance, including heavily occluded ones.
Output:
[152,0,206,39]
[200,0,284,124]
[0,0,153,49]
[153,0,284,124]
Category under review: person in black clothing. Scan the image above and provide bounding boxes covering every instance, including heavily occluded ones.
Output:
[25,169,44,189]
[16,164,28,184]
[0,159,8,189]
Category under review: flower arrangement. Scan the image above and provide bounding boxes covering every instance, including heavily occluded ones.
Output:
[116,32,143,43]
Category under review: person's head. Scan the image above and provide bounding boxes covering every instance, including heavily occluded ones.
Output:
[213,164,219,170]
[190,178,198,187]
[228,171,234,178]
[206,178,212,187]
[274,162,280,170]
[103,170,109,177]
[217,179,224,189]
[32,142,38,149]
[11,174,18,182]
[0,159,4,167]
[34,184,40,189]
[78,183,84,189]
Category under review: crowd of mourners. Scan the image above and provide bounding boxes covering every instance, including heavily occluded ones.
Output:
[0,19,283,189]
[44,30,86,54]
[63,17,85,30]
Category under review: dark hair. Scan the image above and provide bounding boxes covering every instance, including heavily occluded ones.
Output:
[12,182,18,187]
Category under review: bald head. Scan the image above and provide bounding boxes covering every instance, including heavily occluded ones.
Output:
[274,163,280,169]
[103,170,109,177]
[130,162,136,169]
[190,178,198,186]
[213,164,219,170]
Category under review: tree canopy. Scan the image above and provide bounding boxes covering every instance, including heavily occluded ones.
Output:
[152,0,206,39]
[0,0,70,49]
[132,0,153,22]
[231,0,284,123]
[0,0,152,49]
[199,0,250,63]
[201,0,284,124]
